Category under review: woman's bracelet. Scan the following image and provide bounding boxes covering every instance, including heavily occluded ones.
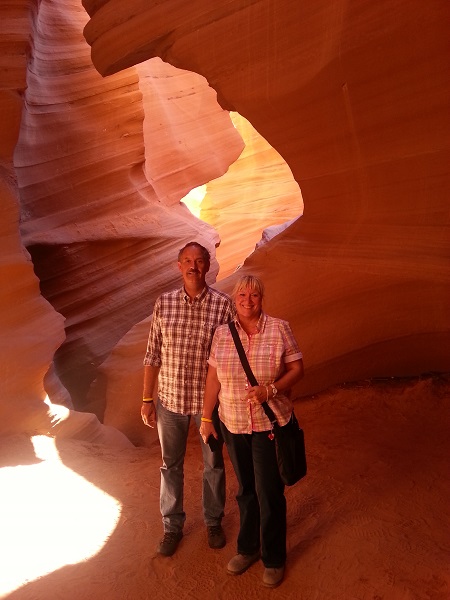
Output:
[142,398,154,404]
[201,417,213,423]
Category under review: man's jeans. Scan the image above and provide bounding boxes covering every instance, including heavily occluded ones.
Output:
[156,401,226,533]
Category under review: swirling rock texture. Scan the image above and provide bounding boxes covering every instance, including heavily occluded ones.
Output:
[2,0,303,442]
[0,0,138,446]
[1,3,449,599]
[82,0,449,402]
[0,0,66,436]
[0,0,448,438]
[13,0,244,417]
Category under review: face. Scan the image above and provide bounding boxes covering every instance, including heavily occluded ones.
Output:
[177,245,210,287]
[234,286,262,321]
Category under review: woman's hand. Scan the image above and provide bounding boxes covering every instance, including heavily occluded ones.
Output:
[141,402,156,428]
[245,385,268,405]
[199,420,217,444]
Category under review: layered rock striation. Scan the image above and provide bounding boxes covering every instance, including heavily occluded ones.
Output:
[14,0,244,412]
[0,0,65,436]
[81,0,450,398]
[0,1,449,442]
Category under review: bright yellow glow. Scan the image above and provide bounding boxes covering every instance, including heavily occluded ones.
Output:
[180,184,206,219]
[0,436,122,597]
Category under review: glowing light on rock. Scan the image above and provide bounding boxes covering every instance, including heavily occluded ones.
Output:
[180,185,206,219]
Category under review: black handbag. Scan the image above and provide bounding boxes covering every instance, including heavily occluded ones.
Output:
[228,321,307,485]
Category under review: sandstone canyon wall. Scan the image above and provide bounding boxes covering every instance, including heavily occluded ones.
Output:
[0,0,449,441]
[81,0,449,402]
[0,0,244,437]
[0,1,66,436]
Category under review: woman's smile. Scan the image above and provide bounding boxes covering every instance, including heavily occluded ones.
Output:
[235,287,262,319]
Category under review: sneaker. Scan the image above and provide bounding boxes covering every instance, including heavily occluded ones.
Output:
[227,551,260,575]
[207,525,226,549]
[262,566,285,588]
[158,530,183,556]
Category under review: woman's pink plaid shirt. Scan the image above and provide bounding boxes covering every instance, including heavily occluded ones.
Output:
[208,312,302,434]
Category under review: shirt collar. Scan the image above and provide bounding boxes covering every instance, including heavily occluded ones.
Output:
[181,285,208,304]
[234,311,266,332]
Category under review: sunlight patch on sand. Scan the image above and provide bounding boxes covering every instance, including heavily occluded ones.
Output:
[0,436,121,597]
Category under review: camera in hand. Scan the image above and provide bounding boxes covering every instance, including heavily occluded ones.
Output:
[207,434,220,452]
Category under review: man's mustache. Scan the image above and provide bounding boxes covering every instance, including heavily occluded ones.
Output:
[187,269,200,274]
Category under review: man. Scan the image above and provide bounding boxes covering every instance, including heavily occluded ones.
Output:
[141,242,233,557]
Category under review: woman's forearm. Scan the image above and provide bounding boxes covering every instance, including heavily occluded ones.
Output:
[202,365,221,418]
[272,359,304,393]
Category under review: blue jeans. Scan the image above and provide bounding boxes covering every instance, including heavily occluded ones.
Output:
[221,422,286,568]
[156,401,226,533]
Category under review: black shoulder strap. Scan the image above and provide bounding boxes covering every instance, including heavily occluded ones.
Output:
[228,321,258,386]
[228,321,277,424]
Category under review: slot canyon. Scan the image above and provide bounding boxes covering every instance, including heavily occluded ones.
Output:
[0,1,448,599]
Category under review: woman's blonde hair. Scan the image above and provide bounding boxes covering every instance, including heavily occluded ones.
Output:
[231,274,265,300]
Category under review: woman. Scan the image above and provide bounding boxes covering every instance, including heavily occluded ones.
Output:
[200,274,303,588]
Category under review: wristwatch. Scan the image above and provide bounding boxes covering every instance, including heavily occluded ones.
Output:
[269,383,277,397]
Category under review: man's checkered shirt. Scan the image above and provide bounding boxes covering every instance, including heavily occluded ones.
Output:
[144,286,233,414]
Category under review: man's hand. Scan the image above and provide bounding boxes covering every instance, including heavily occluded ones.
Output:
[141,402,156,428]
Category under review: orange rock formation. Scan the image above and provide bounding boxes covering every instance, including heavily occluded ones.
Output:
[0,0,449,439]
[82,0,449,402]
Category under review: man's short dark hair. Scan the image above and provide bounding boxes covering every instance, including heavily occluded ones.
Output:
[178,242,211,264]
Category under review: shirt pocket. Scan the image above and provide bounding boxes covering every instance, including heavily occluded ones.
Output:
[264,342,284,377]
[178,318,215,354]
[161,318,184,347]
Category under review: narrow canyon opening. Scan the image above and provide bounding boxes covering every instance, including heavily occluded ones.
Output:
[181,112,303,280]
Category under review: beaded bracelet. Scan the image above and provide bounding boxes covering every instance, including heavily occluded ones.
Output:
[201,417,213,423]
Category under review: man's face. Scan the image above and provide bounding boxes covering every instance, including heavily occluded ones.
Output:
[178,246,210,287]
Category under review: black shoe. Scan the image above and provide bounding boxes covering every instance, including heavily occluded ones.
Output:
[158,530,183,556]
[207,524,226,549]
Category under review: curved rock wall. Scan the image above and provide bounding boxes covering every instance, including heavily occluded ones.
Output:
[82,0,450,397]
[14,0,243,411]
[0,0,66,435]
[0,1,448,441]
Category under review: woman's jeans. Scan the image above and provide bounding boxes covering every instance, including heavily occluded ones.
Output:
[156,401,225,533]
[221,422,286,568]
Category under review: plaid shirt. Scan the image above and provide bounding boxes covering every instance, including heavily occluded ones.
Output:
[208,313,303,434]
[144,286,233,414]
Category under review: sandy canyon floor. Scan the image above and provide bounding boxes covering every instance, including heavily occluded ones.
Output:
[0,374,449,600]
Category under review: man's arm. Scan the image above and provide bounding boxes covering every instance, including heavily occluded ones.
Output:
[199,365,221,442]
[141,365,160,428]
